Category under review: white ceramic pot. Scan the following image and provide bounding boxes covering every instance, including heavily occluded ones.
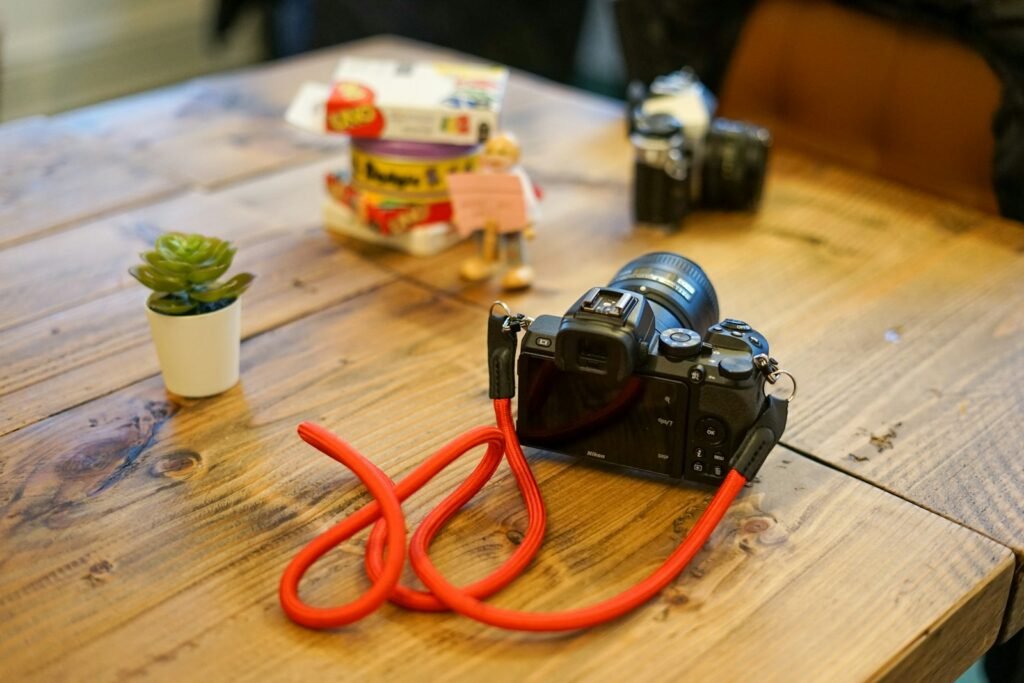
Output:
[145,299,242,397]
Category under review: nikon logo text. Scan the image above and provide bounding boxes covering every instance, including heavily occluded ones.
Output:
[586,450,607,460]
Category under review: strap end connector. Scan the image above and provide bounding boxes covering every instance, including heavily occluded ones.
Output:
[730,397,789,480]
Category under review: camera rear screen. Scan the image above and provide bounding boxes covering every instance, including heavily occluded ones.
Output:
[516,356,689,477]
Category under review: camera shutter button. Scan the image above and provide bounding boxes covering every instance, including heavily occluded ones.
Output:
[659,328,702,360]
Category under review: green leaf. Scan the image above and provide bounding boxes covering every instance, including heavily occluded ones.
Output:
[205,241,235,269]
[155,231,185,253]
[190,273,254,302]
[185,235,219,265]
[186,258,231,284]
[129,265,189,292]
[221,272,255,295]
[189,244,235,278]
[154,235,184,264]
[138,232,244,302]
[142,251,193,275]
[147,292,196,315]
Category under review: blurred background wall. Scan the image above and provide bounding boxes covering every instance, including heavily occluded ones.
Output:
[0,0,264,121]
[0,0,625,122]
[0,0,622,121]
[1,0,1014,223]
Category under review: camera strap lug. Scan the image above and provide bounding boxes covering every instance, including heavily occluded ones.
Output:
[490,301,534,334]
[488,301,532,400]
[752,353,780,380]
[502,313,534,334]
[753,353,797,401]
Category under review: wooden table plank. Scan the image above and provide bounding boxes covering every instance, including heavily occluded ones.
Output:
[0,279,1012,682]
[0,226,393,437]
[53,79,346,189]
[2,35,1020,679]
[0,177,397,435]
[776,218,1024,637]
[206,38,1024,638]
[0,192,287,334]
[218,155,348,232]
[390,161,1024,639]
[0,117,182,248]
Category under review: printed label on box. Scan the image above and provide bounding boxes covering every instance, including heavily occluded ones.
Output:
[285,57,508,145]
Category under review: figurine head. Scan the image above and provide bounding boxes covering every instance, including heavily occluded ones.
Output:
[481,131,521,171]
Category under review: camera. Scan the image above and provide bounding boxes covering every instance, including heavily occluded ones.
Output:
[516,252,777,486]
[628,70,772,228]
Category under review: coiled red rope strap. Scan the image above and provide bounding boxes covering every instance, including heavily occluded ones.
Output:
[279,398,746,631]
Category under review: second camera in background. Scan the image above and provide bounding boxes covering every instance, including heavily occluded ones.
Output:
[628,70,772,229]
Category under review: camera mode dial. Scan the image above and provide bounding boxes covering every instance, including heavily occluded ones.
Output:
[658,328,702,360]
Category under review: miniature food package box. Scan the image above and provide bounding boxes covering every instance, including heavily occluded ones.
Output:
[324,58,508,145]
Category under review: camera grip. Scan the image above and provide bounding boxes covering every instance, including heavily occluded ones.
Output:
[488,313,518,399]
[730,396,788,480]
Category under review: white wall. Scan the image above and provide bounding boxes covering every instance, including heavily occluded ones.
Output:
[0,0,265,121]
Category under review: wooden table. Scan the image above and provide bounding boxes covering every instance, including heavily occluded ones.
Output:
[2,37,1022,682]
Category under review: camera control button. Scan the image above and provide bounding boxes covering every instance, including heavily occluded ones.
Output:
[535,336,552,348]
[688,365,705,384]
[698,417,726,444]
[722,319,751,332]
[712,450,726,462]
[659,328,702,360]
[719,356,755,380]
[694,446,706,459]
[692,461,705,473]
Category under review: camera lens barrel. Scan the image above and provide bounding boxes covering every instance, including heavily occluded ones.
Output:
[700,119,771,210]
[630,114,692,227]
[608,252,720,335]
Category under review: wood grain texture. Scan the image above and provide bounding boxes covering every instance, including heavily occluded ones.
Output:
[0,117,181,248]
[771,218,1024,637]
[53,79,346,188]
[0,224,393,436]
[0,191,286,333]
[437,167,1024,639]
[0,280,1012,682]
[1,35,1021,679]
[209,37,1024,639]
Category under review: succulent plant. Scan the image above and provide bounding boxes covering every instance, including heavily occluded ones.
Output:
[130,233,254,315]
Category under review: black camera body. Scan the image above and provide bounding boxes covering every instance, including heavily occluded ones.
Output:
[628,70,772,228]
[515,253,774,486]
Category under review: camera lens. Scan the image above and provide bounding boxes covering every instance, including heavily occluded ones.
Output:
[700,119,771,210]
[608,252,719,335]
[631,114,692,227]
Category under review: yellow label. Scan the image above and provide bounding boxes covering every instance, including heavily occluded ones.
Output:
[327,105,377,131]
[350,148,479,195]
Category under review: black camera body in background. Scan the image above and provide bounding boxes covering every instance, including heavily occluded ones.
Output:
[515,252,773,487]
[629,71,772,229]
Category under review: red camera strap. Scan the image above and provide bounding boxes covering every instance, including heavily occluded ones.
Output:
[279,398,747,631]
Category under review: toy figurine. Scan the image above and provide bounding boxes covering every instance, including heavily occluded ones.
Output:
[451,132,540,290]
